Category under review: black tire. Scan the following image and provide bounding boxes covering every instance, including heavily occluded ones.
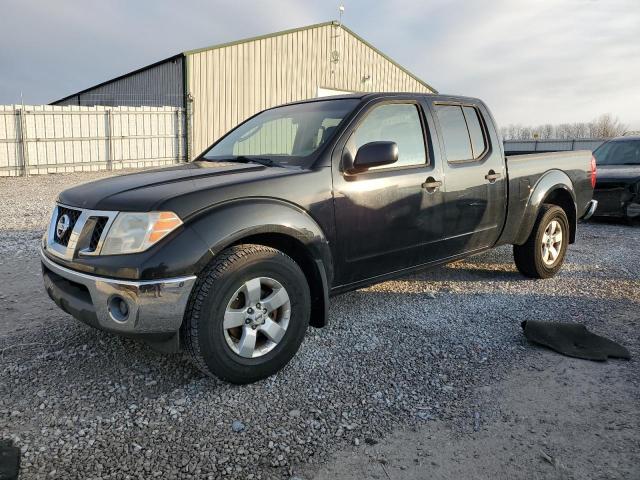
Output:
[513,204,570,279]
[181,244,310,384]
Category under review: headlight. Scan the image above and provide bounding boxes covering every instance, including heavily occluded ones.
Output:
[101,211,182,255]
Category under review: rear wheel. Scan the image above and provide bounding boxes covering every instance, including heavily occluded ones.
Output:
[182,244,310,384]
[514,204,569,279]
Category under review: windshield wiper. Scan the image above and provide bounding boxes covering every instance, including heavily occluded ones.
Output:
[218,156,285,168]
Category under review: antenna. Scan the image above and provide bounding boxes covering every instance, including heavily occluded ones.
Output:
[331,4,345,75]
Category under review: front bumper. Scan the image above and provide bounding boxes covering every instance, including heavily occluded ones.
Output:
[41,249,197,335]
[593,181,640,219]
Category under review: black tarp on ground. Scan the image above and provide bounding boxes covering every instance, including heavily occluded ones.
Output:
[0,439,20,480]
[522,320,631,361]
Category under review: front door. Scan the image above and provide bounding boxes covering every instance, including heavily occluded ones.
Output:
[332,100,445,286]
[430,101,507,254]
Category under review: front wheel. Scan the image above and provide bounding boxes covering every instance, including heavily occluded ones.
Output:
[181,244,310,384]
[513,204,569,279]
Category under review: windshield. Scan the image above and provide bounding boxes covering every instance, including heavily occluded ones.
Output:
[201,99,359,165]
[593,140,640,165]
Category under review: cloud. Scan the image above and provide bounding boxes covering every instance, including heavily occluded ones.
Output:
[1,0,638,129]
[342,0,640,129]
[0,0,321,103]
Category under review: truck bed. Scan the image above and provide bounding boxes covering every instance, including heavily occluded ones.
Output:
[499,150,594,245]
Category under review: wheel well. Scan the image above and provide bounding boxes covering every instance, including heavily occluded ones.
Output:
[543,188,576,243]
[230,233,328,328]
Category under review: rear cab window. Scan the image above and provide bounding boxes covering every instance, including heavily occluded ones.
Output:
[594,140,640,165]
[435,104,488,162]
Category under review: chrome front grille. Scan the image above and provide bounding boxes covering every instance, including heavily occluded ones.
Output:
[45,205,118,260]
[53,206,82,246]
[89,217,109,251]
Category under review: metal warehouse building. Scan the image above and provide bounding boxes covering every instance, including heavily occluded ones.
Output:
[53,21,436,158]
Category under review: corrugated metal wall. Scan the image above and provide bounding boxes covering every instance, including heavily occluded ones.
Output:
[186,23,433,156]
[53,56,184,108]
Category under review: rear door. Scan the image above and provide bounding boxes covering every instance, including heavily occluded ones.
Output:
[331,98,445,286]
[428,100,507,254]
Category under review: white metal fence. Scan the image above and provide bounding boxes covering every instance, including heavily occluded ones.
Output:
[0,105,186,176]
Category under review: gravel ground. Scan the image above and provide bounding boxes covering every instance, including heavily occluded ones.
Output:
[0,172,638,479]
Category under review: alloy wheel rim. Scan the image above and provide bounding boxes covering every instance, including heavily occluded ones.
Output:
[541,219,563,266]
[223,277,291,358]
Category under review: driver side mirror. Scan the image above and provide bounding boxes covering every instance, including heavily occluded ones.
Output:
[348,141,399,174]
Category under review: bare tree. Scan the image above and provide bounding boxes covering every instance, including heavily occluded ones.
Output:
[511,125,524,140]
[501,114,627,140]
[501,124,526,141]
[555,124,572,139]
[589,114,627,138]
[572,123,590,138]
[499,126,509,140]
[539,124,554,139]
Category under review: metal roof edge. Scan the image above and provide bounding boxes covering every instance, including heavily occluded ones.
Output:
[183,21,337,56]
[50,53,184,105]
[338,25,438,94]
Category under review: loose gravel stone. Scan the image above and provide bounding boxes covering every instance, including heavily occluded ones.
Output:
[0,171,638,479]
[232,420,246,433]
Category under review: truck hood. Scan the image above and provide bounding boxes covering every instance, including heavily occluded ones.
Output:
[596,165,640,183]
[57,161,299,215]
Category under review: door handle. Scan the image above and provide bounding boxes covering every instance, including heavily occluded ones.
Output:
[485,170,502,183]
[422,177,442,193]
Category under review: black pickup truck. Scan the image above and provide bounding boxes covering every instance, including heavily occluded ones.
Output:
[592,135,640,221]
[41,93,597,383]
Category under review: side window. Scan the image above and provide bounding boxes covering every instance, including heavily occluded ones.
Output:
[462,106,487,159]
[435,104,487,162]
[435,105,472,162]
[349,103,426,169]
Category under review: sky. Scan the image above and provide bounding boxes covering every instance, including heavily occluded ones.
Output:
[1,0,639,130]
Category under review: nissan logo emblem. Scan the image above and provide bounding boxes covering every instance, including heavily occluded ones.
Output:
[56,214,71,238]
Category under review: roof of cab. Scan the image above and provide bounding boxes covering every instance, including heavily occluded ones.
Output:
[276,92,483,108]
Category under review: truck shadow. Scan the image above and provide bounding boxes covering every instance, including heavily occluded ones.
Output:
[410,260,523,282]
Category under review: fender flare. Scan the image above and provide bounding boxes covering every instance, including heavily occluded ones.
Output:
[514,170,577,245]
[186,197,333,326]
